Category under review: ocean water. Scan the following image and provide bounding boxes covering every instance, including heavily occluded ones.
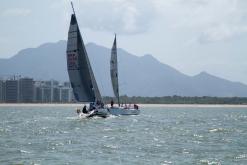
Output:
[0,105,247,165]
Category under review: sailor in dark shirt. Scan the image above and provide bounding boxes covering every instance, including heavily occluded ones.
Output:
[111,100,114,107]
[82,105,88,114]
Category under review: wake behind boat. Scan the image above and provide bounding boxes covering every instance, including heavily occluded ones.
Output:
[66,2,140,118]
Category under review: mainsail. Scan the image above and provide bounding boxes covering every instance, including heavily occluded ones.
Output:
[110,34,120,106]
[66,6,102,102]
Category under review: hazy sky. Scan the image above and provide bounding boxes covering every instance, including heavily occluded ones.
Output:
[0,0,247,84]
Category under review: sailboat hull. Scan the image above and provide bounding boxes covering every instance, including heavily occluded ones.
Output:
[79,109,109,118]
[87,109,109,118]
[85,107,140,118]
[108,107,140,116]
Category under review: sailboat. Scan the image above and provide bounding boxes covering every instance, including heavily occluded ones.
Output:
[66,2,109,118]
[107,35,140,115]
[66,2,139,117]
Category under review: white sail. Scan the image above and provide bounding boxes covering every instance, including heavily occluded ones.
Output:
[110,34,120,105]
[66,10,102,102]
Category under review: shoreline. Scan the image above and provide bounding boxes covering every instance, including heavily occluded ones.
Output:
[0,103,247,108]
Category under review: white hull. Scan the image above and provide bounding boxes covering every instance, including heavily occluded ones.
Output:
[108,107,140,116]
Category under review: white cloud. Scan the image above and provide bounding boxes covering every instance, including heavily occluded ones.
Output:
[199,24,247,43]
[1,8,31,17]
[152,0,247,43]
[72,0,156,34]
[53,0,247,39]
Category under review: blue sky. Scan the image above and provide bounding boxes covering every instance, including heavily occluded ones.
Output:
[0,0,247,84]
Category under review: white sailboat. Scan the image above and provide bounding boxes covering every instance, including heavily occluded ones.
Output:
[108,34,140,115]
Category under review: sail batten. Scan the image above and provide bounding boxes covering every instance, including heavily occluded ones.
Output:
[110,34,120,106]
[66,14,102,102]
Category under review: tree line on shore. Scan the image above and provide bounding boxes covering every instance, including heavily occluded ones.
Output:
[103,96,247,104]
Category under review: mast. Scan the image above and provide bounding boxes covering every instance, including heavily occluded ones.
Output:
[110,34,120,106]
[71,1,75,15]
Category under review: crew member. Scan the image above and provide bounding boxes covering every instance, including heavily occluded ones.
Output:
[82,105,87,114]
[111,100,114,107]
[76,108,81,115]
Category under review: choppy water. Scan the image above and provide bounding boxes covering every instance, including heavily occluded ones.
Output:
[0,105,247,165]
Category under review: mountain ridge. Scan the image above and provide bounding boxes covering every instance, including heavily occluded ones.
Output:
[0,40,247,97]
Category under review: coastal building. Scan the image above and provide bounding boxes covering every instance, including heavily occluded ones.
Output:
[19,78,34,103]
[60,83,73,103]
[63,82,71,88]
[34,87,42,103]
[33,81,43,103]
[5,80,19,103]
[52,87,60,102]
[42,87,52,103]
[0,80,3,102]
[34,80,59,103]
[0,80,5,102]
[60,88,70,102]
[1,77,73,103]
